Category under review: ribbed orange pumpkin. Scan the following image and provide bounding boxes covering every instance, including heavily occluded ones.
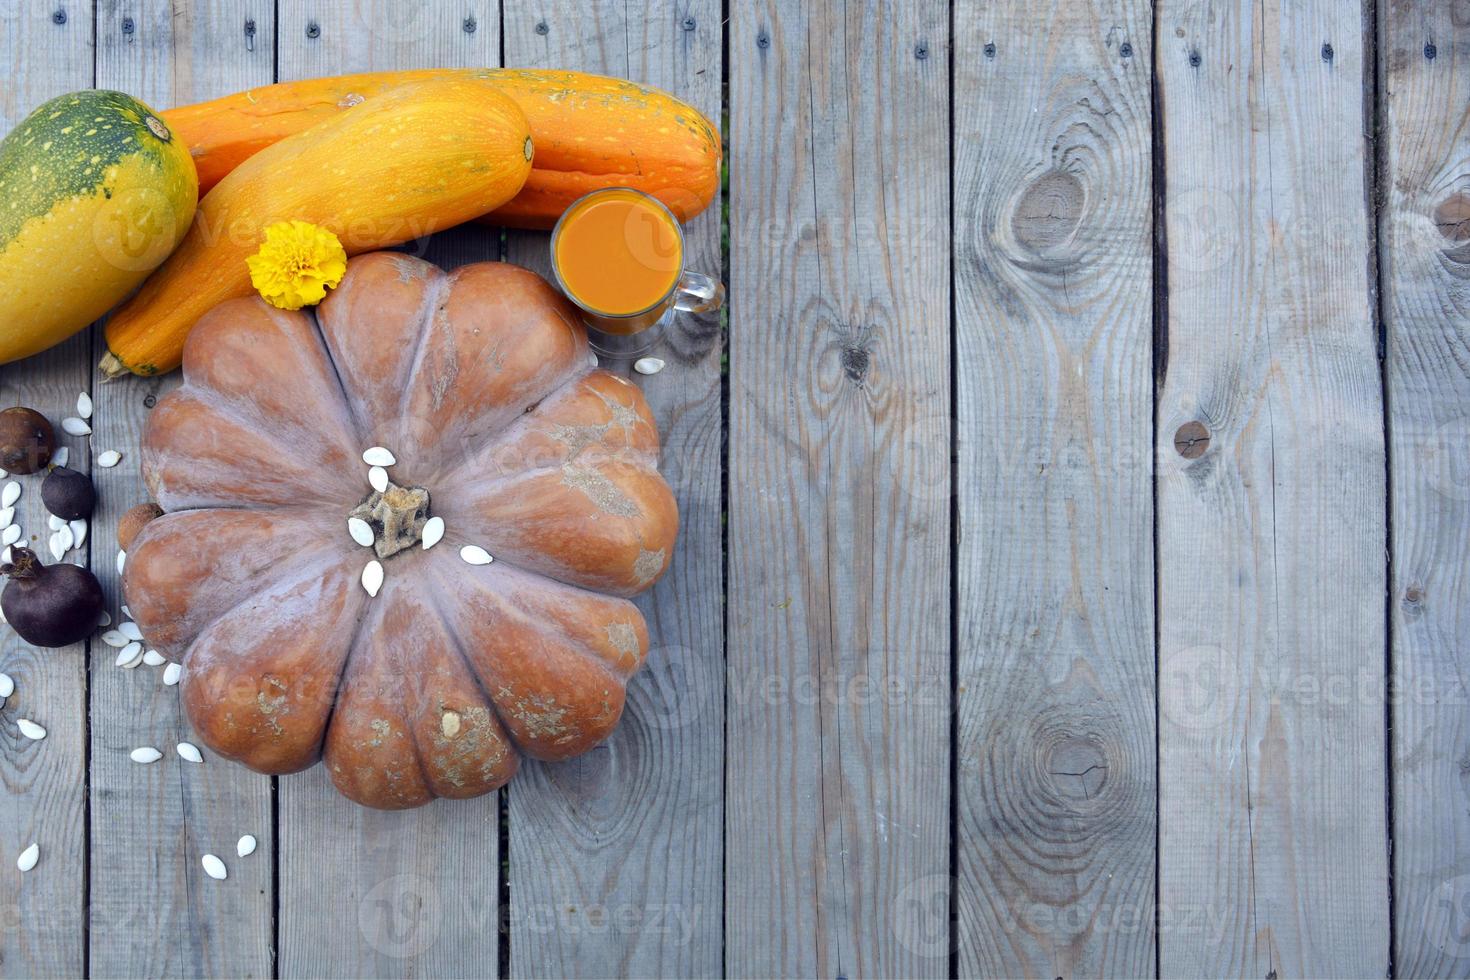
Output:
[122,252,678,809]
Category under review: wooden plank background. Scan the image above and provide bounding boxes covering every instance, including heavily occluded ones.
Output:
[0,1,1466,977]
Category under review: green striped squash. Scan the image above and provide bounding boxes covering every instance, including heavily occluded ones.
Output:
[0,89,197,365]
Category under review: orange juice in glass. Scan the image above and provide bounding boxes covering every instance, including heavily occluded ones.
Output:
[551,187,723,355]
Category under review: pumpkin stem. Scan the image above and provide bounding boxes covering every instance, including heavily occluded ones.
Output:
[1,547,39,580]
[349,482,430,559]
[98,351,130,381]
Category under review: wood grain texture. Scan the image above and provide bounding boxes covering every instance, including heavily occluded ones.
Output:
[953,1,1156,976]
[725,1,951,976]
[500,2,725,975]
[275,3,505,977]
[0,5,95,977]
[1156,0,1389,974]
[1381,3,1470,974]
[85,4,276,977]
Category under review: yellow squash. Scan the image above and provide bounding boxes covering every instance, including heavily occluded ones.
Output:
[101,77,532,377]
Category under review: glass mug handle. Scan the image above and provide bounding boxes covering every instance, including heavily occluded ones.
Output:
[673,270,725,314]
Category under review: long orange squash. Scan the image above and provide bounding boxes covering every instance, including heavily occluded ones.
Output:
[101,77,532,378]
[161,68,721,230]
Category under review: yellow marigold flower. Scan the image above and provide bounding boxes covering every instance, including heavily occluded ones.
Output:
[246,220,347,310]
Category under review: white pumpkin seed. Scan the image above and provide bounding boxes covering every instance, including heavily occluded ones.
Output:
[47,532,65,563]
[16,843,38,872]
[347,517,374,548]
[17,719,45,740]
[0,468,6,478]
[2,525,20,546]
[100,629,128,647]
[116,550,126,574]
[201,854,227,880]
[0,673,13,698]
[51,446,68,467]
[633,356,666,375]
[119,621,142,641]
[142,649,165,667]
[2,546,12,563]
[176,742,203,763]
[362,446,396,467]
[129,746,162,764]
[61,417,91,436]
[116,643,144,668]
[1,482,19,508]
[53,524,73,553]
[70,520,86,550]
[162,662,182,686]
[0,507,12,529]
[47,514,66,531]
[368,465,389,493]
[460,545,494,566]
[421,516,445,550]
[237,835,257,858]
[362,560,384,597]
[120,604,130,618]
[97,609,111,627]
[96,450,121,468]
[76,392,92,420]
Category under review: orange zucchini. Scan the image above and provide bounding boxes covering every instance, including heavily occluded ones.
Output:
[101,77,532,378]
[160,68,720,230]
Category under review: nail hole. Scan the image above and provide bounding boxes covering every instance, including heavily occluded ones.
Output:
[984,41,996,58]
[1424,42,1437,59]
[682,16,696,31]
[1188,49,1202,67]
[914,42,929,60]
[121,16,134,35]
[1120,41,1134,58]
[305,20,320,39]
[756,30,769,48]
[51,8,66,25]
[1321,42,1334,61]
[535,20,549,35]
[462,16,476,33]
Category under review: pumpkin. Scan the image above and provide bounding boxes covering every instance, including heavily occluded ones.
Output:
[122,252,678,810]
[100,76,534,378]
[161,68,721,229]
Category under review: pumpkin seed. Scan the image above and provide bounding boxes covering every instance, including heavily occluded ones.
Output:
[3,525,20,547]
[100,629,128,647]
[162,663,181,686]
[119,621,143,641]
[176,742,203,763]
[51,446,68,467]
[96,450,121,468]
[1,481,19,508]
[237,835,256,858]
[116,642,144,668]
[76,392,92,420]
[121,604,130,618]
[0,673,13,698]
[61,417,91,436]
[17,719,46,740]
[201,854,227,880]
[47,514,65,531]
[459,545,494,566]
[97,610,111,627]
[362,447,396,467]
[70,520,86,549]
[368,465,389,493]
[0,506,13,529]
[2,546,13,563]
[142,649,165,667]
[116,550,126,574]
[16,843,38,872]
[0,468,6,479]
[47,532,64,562]
[129,746,162,763]
[633,356,666,375]
[362,560,384,597]
[347,517,374,548]
[421,516,445,550]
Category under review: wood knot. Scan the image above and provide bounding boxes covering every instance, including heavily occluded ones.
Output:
[1434,193,1470,243]
[1044,736,1109,802]
[1403,584,1425,615]
[1013,170,1084,253]
[1174,420,1210,458]
[841,344,871,386]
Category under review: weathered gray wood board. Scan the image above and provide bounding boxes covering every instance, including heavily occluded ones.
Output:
[1383,2,1470,975]
[501,2,726,976]
[86,3,275,976]
[953,1,1156,976]
[274,3,504,977]
[726,1,952,975]
[0,5,95,978]
[1156,0,1389,974]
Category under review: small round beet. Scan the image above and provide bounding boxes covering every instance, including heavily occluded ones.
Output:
[118,502,164,551]
[40,466,95,520]
[1,547,105,647]
[0,407,55,474]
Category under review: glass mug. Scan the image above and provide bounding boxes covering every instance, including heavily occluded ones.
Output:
[550,187,724,356]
